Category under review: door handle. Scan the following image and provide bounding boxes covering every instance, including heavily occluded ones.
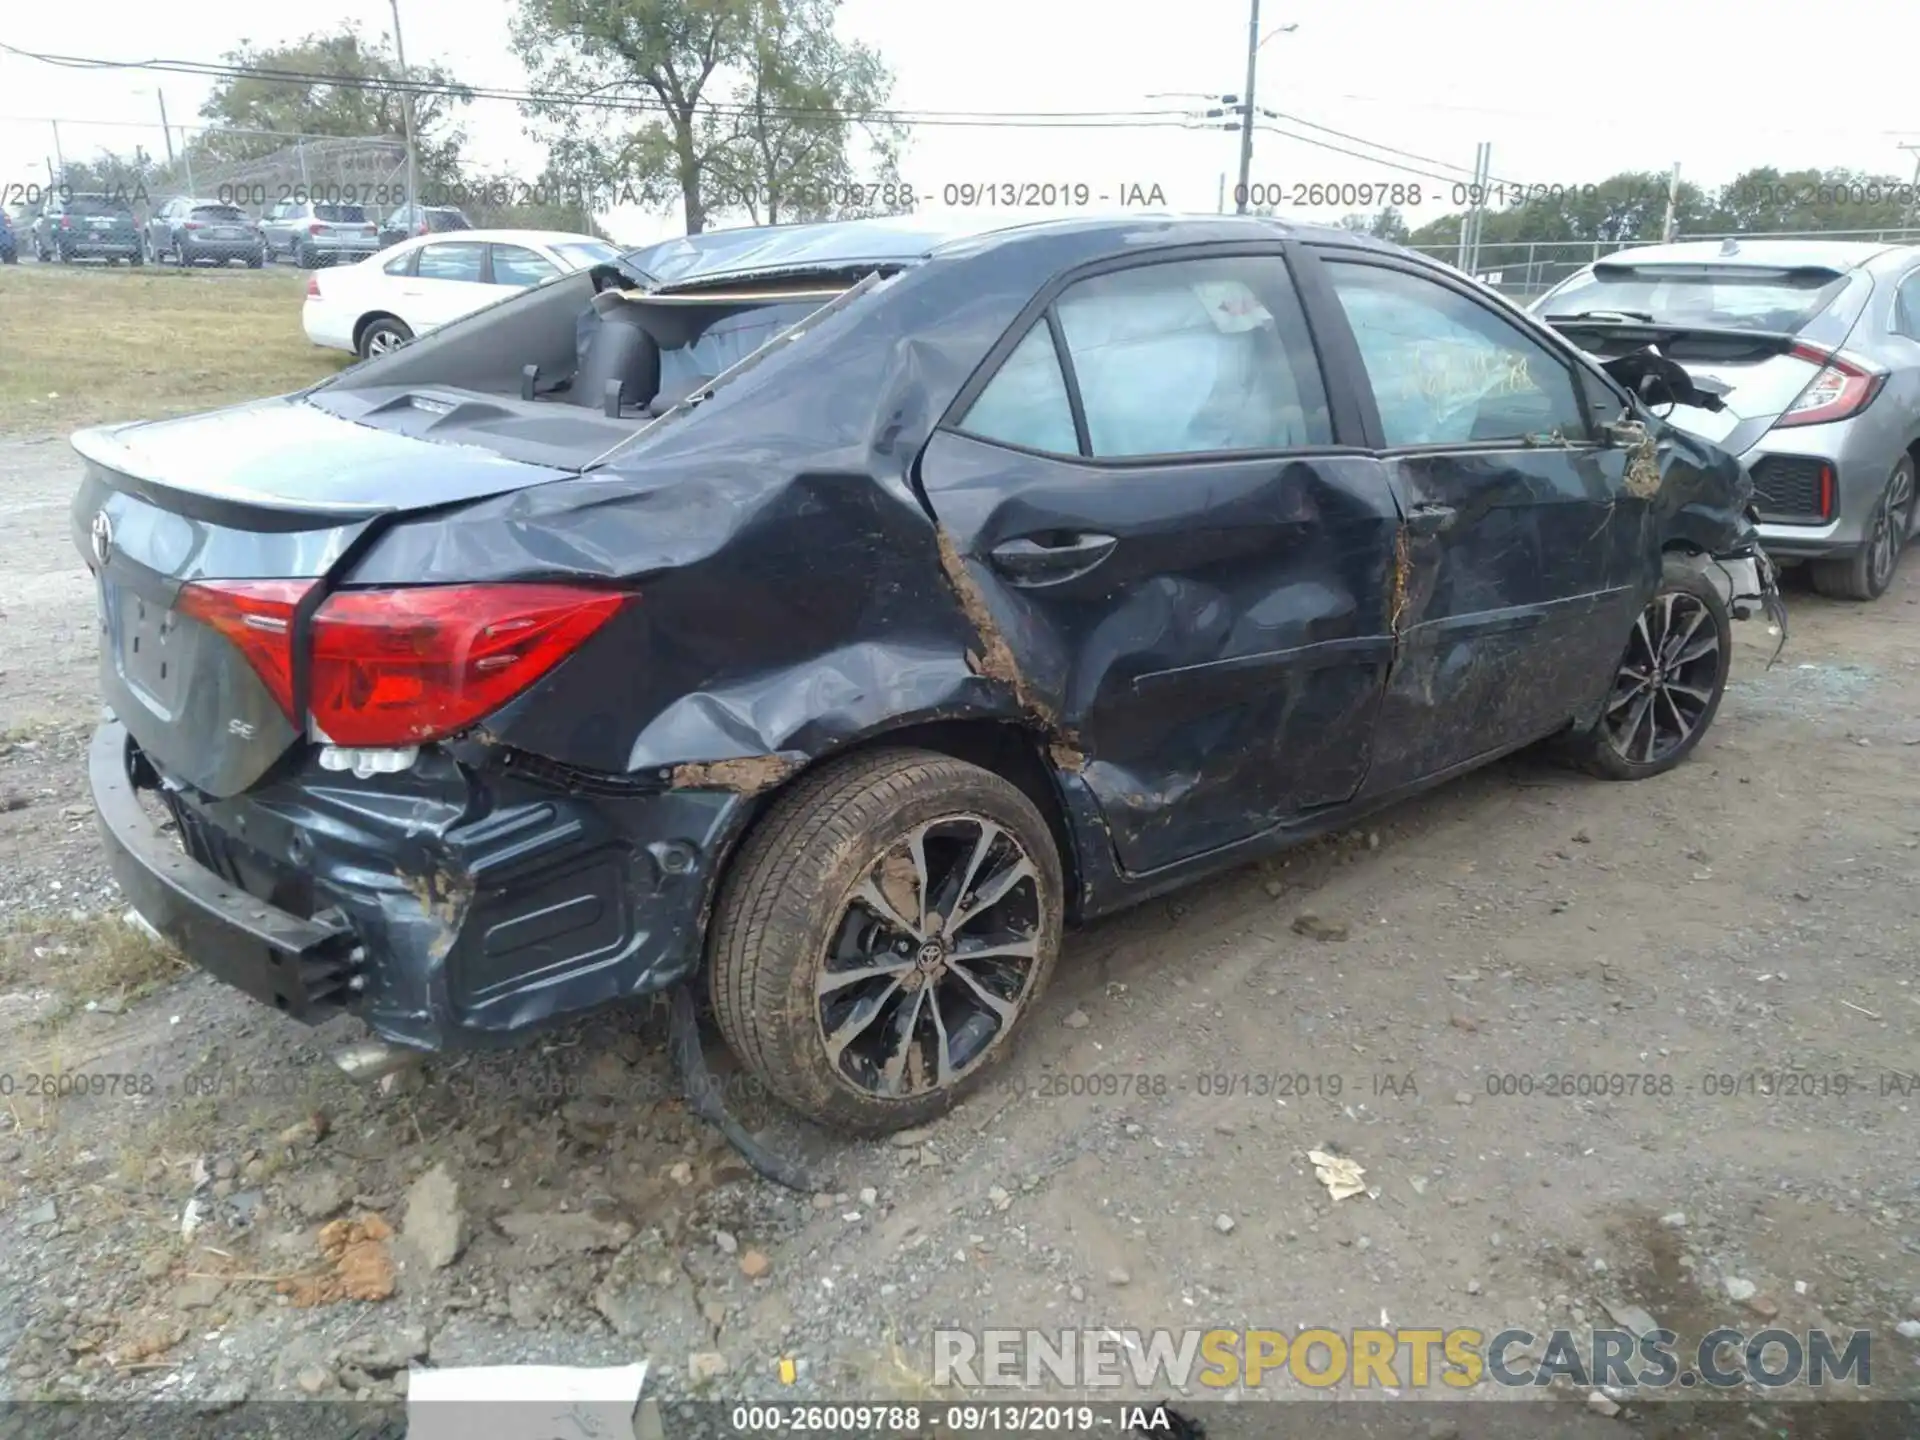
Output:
[1404,503,1457,537]
[988,532,1118,585]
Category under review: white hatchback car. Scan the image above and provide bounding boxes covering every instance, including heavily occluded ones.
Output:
[303,229,621,359]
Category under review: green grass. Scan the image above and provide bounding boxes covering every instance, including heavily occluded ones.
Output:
[0,261,352,435]
[0,910,186,1013]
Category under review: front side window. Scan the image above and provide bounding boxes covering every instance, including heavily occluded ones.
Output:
[490,244,559,286]
[415,242,487,283]
[1328,262,1589,447]
[959,322,1080,455]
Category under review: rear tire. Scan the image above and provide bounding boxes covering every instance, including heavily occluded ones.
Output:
[356,317,413,359]
[1810,456,1915,602]
[707,748,1064,1135]
[1557,557,1732,781]
[297,244,317,269]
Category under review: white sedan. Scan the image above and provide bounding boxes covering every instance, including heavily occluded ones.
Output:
[302,229,621,359]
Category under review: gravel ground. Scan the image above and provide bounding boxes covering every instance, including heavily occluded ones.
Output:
[3,435,1918,1432]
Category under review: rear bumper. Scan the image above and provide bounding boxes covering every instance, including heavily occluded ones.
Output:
[57,239,140,257]
[181,239,264,259]
[90,723,363,1019]
[302,237,379,257]
[90,721,752,1051]
[1754,519,1849,561]
[301,303,356,353]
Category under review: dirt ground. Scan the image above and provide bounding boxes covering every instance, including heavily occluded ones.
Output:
[2,428,1918,1432]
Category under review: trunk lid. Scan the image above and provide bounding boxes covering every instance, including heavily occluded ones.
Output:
[73,398,576,798]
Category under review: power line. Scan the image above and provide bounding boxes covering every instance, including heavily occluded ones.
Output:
[1251,123,1496,192]
[1258,108,1521,185]
[0,42,1208,129]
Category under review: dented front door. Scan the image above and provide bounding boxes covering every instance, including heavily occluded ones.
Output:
[1315,254,1647,793]
[917,250,1400,875]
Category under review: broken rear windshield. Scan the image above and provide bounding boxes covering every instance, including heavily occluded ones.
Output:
[1546,264,1848,333]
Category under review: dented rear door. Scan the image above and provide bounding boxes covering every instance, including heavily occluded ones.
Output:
[1310,251,1646,793]
[917,248,1400,875]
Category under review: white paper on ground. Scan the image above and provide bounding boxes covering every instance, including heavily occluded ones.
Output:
[407,1362,649,1439]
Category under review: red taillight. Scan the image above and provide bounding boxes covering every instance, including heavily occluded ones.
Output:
[308,222,325,235]
[1776,343,1887,429]
[60,215,71,229]
[1818,463,1835,519]
[176,580,315,721]
[416,222,428,235]
[184,220,203,230]
[308,585,626,746]
[305,274,321,299]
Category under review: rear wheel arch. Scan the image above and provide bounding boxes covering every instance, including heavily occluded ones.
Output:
[696,718,1081,950]
[352,311,402,350]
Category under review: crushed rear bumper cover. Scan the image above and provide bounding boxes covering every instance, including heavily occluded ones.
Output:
[91,721,362,1018]
[89,720,750,1051]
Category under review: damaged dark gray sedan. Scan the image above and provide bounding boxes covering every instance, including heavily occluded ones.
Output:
[76,214,1782,1138]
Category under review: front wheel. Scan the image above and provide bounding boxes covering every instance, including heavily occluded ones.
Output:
[1811,456,1915,602]
[1559,558,1732,781]
[708,749,1064,1135]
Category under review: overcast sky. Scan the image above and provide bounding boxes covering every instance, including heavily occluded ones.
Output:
[5,0,1919,249]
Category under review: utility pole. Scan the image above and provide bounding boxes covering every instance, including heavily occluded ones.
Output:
[157,90,176,170]
[50,121,64,185]
[1235,0,1260,214]
[389,0,421,228]
[1457,143,1490,273]
[1662,162,1682,242]
[1217,172,1226,214]
[1902,144,1920,233]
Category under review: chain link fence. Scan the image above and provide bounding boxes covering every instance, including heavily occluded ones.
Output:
[173,135,409,214]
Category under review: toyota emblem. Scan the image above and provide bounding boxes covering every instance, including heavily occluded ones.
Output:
[89,510,113,568]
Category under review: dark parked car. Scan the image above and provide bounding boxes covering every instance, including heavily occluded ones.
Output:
[146,197,264,268]
[74,215,1781,1143]
[0,208,17,264]
[34,193,142,264]
[379,203,471,250]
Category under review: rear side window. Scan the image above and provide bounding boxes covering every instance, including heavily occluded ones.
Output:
[490,244,559,286]
[1328,262,1589,447]
[1058,258,1331,457]
[961,255,1332,459]
[961,323,1080,455]
[415,242,487,282]
[1896,271,1920,339]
